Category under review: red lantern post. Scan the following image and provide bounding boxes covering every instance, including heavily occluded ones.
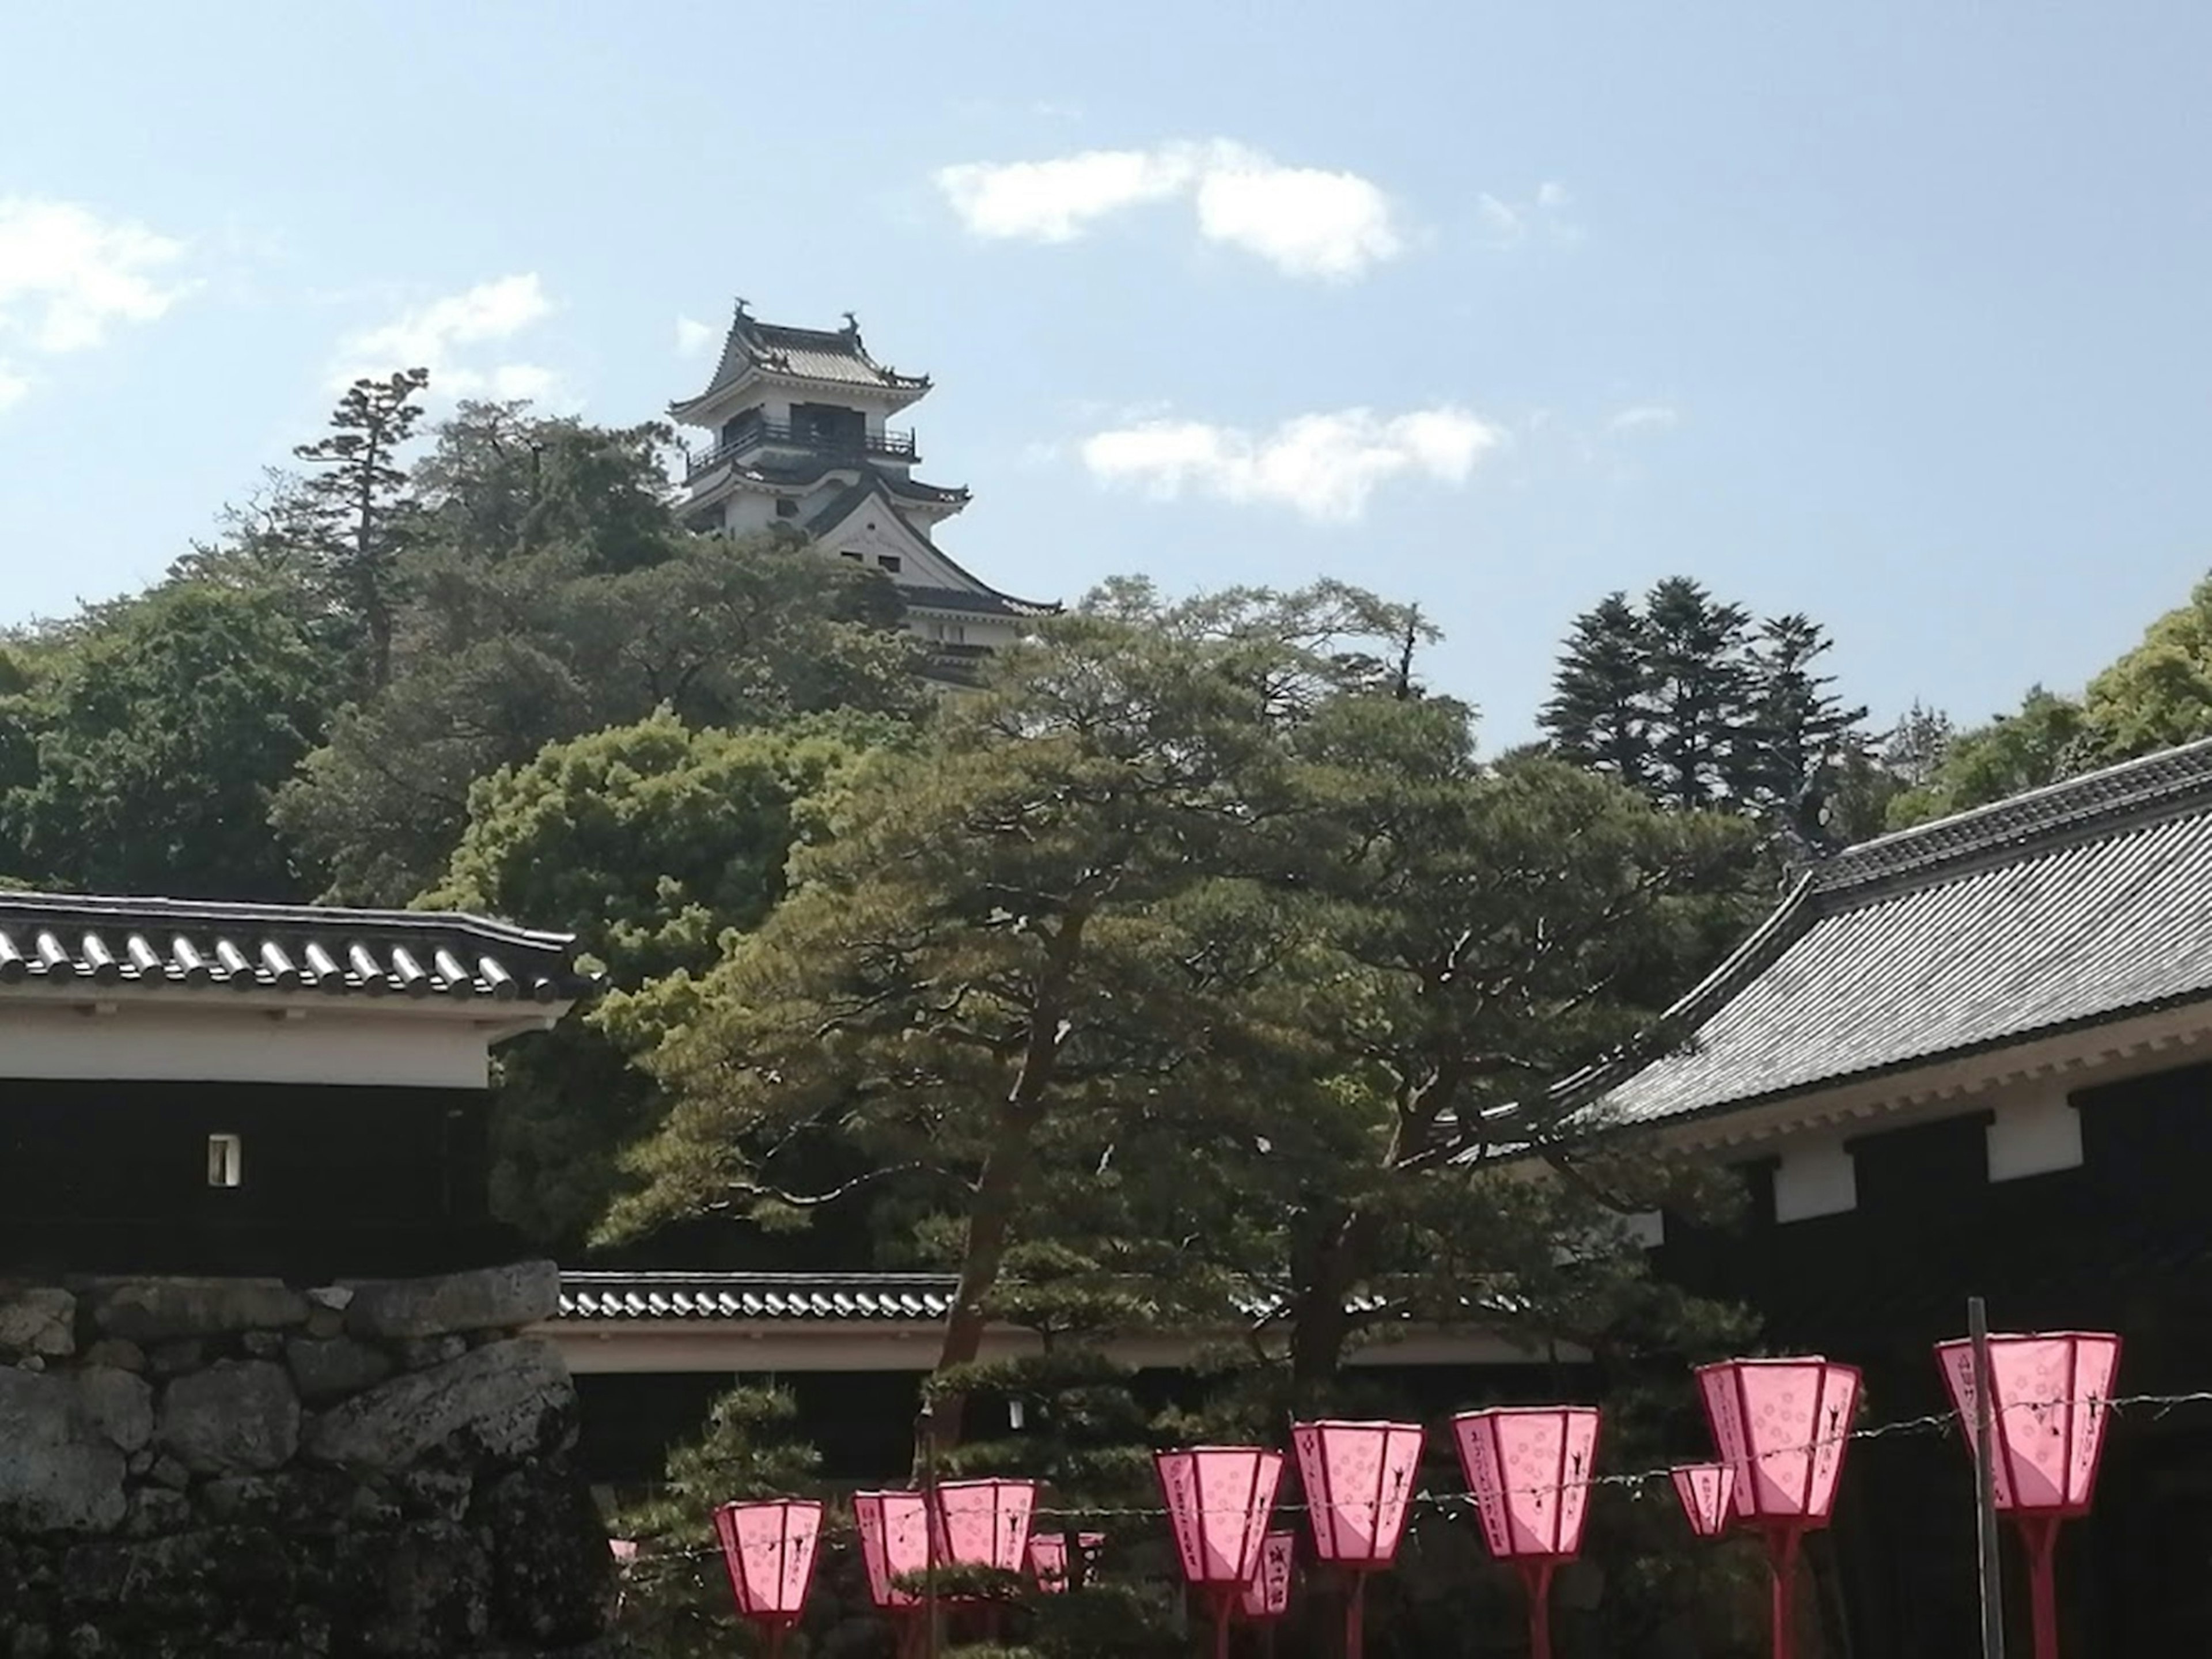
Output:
[1935,1331,2120,1659]
[1028,1531,1106,1593]
[1452,1407,1600,1659]
[854,1490,931,1658]
[1697,1358,1861,1659]
[711,1499,824,1659]
[1669,1464,1737,1540]
[1156,1446,1285,1659]
[1290,1419,1423,1659]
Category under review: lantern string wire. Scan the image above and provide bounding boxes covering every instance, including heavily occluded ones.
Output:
[630,1389,2212,1562]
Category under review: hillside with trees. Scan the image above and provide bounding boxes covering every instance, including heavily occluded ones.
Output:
[11,370,2212,1653]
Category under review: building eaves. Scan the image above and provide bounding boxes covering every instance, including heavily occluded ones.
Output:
[0,890,596,1003]
[672,306,929,416]
[557,1272,958,1321]
[1585,738,2212,1131]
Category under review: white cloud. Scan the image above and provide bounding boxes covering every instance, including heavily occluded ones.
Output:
[675,314,717,357]
[0,196,191,412]
[1080,406,1504,523]
[934,139,1406,281]
[1609,404,1681,433]
[329,273,562,403]
[935,147,1199,243]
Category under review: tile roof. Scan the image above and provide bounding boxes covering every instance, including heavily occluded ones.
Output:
[1596,736,2212,1129]
[673,306,928,417]
[0,889,594,1003]
[555,1271,1407,1324]
[801,472,1060,620]
[557,1272,956,1321]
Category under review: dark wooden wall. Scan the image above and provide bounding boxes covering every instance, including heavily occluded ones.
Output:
[1658,1059,2212,1657]
[0,1077,511,1279]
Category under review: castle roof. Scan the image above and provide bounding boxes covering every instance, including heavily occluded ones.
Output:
[1588,737,2212,1130]
[672,305,929,421]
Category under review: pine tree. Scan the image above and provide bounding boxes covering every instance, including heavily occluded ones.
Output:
[1743,613,1869,834]
[1882,700,1955,787]
[1539,593,1652,787]
[1639,577,1758,811]
[292,367,431,691]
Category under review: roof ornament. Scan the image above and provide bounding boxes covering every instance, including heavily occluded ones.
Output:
[840,310,860,335]
[733,296,751,317]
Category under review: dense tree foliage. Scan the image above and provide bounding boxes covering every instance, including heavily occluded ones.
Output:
[1540,578,1867,845]
[0,580,336,899]
[606,582,1752,1464]
[423,709,903,1248]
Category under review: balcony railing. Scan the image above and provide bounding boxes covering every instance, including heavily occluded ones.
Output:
[687,419,918,479]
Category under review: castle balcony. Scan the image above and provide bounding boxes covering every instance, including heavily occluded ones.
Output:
[686,419,918,480]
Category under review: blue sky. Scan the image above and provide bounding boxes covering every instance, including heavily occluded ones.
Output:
[4,1,2210,742]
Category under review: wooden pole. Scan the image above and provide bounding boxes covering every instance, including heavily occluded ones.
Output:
[1969,1297,2007,1659]
[918,1401,941,1659]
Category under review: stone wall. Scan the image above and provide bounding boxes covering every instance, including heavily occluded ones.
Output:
[0,1263,616,1658]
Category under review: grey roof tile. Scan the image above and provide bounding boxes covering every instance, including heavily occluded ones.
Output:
[675,307,929,415]
[556,1272,957,1323]
[1596,737,2212,1128]
[0,891,594,1004]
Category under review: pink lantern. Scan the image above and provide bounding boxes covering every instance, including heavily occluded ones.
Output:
[1237,1531,1297,1623]
[1155,1446,1285,1659]
[1452,1407,1600,1659]
[711,1500,823,1659]
[1669,1464,1737,1540]
[1936,1330,2121,1659]
[1697,1357,1861,1659]
[930,1477,1038,1575]
[1290,1419,1423,1659]
[1027,1530,1105,1593]
[854,1490,931,1611]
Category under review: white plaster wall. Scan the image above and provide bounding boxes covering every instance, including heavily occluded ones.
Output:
[0,999,551,1088]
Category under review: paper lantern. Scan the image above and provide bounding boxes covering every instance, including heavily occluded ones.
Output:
[712,1499,822,1658]
[1027,1531,1105,1593]
[853,1490,931,1611]
[1291,1419,1422,1659]
[1156,1446,1284,1659]
[1696,1358,1861,1659]
[1669,1464,1736,1540]
[930,1478,1037,1575]
[1237,1531,1297,1623]
[1936,1330,2121,1659]
[1452,1407,1600,1659]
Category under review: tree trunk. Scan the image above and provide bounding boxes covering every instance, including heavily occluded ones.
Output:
[919,1111,1039,1467]
[1287,1206,1377,1402]
[911,909,1088,1472]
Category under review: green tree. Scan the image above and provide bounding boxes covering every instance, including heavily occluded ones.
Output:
[1,581,334,900]
[292,368,431,691]
[2081,573,2212,759]
[609,582,1748,1460]
[1885,686,2088,828]
[273,402,925,905]
[1741,613,1868,824]
[1540,592,1652,788]
[422,709,900,1248]
[1641,577,1758,812]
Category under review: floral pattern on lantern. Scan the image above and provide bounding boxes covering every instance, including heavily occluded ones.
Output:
[930,1478,1037,1575]
[1451,1407,1601,1561]
[713,1499,823,1623]
[1291,1419,1425,1568]
[1935,1332,2120,1517]
[1670,1464,1737,1540]
[1155,1446,1284,1588]
[1696,1358,1860,1528]
[853,1489,931,1611]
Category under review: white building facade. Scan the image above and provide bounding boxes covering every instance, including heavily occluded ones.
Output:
[671,304,1057,676]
